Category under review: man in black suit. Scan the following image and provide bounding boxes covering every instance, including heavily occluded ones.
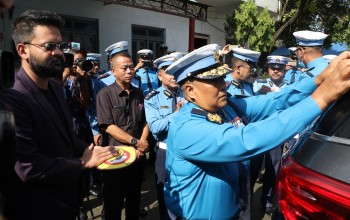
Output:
[0,10,117,220]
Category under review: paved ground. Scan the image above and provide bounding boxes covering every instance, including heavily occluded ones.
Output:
[84,161,272,220]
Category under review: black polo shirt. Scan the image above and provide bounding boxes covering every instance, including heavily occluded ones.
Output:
[96,82,146,146]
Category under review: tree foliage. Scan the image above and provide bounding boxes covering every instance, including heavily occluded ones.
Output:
[274,0,350,49]
[224,0,275,52]
[225,0,350,53]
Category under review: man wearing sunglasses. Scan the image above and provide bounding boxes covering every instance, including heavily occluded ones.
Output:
[1,10,117,219]
[293,30,329,77]
[252,55,289,214]
[226,47,260,98]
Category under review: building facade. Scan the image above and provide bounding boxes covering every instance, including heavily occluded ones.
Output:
[0,0,279,69]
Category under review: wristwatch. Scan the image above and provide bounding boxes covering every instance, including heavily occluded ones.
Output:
[130,137,137,147]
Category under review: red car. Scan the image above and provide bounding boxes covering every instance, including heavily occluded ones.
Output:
[273,91,350,220]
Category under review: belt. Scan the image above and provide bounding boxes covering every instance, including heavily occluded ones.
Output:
[158,141,167,150]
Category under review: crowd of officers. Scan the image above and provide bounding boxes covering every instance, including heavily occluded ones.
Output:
[1,9,345,220]
[61,29,331,220]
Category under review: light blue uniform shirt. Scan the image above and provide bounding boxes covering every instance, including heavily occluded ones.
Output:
[306,56,328,77]
[253,78,287,94]
[132,67,159,97]
[164,77,321,219]
[100,71,115,87]
[86,73,104,136]
[225,74,254,97]
[144,86,184,143]
[284,68,309,84]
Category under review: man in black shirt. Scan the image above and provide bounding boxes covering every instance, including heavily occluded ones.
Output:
[97,51,149,220]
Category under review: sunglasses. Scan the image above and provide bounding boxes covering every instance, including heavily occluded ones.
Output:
[24,42,69,52]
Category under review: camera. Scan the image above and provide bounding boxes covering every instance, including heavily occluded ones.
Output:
[142,60,153,69]
[74,58,93,72]
[0,50,16,148]
[0,50,15,90]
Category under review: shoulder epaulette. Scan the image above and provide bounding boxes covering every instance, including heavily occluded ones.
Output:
[98,72,110,80]
[145,90,159,100]
[256,78,267,83]
[163,90,172,98]
[191,108,223,124]
[231,80,240,88]
[269,81,273,87]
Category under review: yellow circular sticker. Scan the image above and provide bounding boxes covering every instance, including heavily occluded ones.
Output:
[98,146,136,170]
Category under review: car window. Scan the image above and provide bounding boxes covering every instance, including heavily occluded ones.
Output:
[293,135,350,184]
[314,91,350,138]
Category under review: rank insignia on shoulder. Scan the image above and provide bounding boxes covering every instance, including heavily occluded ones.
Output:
[160,106,169,109]
[269,81,273,87]
[191,108,224,124]
[163,90,172,98]
[207,113,223,124]
[231,80,240,88]
[145,90,159,100]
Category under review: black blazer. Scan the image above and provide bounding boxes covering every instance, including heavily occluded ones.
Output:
[2,68,87,220]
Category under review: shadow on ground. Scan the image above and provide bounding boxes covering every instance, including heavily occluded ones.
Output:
[84,161,272,220]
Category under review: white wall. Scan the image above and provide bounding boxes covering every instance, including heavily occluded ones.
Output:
[254,0,279,13]
[195,17,226,47]
[1,0,210,68]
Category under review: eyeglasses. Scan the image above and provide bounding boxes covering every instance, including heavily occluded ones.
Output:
[239,65,252,72]
[24,42,69,52]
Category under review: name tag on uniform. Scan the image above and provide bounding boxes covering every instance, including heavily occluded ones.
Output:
[160,106,169,109]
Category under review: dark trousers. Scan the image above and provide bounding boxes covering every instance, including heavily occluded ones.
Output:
[154,148,170,220]
[250,145,283,204]
[250,155,264,194]
[261,145,282,203]
[102,158,145,220]
[238,162,251,220]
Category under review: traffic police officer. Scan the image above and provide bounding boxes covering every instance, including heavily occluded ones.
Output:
[132,49,160,96]
[144,52,185,220]
[226,47,260,97]
[284,47,308,84]
[99,41,130,87]
[85,53,105,197]
[163,43,348,220]
[254,55,289,94]
[86,53,104,143]
[224,47,260,220]
[253,55,289,214]
[293,30,329,77]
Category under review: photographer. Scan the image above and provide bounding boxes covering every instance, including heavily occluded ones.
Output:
[133,49,160,97]
[62,49,95,219]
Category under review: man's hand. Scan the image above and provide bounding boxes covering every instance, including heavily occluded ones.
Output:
[135,139,149,153]
[176,97,184,112]
[135,149,145,159]
[134,60,144,71]
[315,51,350,85]
[93,134,102,146]
[220,44,230,56]
[258,85,272,94]
[312,57,350,110]
[80,144,118,169]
